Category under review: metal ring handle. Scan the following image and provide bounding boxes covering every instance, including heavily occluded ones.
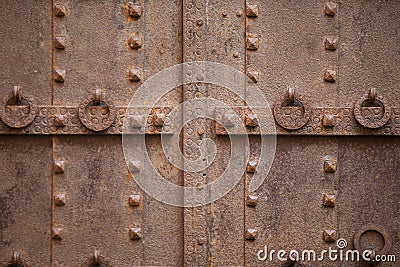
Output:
[273,88,311,130]
[78,89,116,132]
[1,87,37,128]
[1,251,30,267]
[354,89,391,129]
[353,224,392,258]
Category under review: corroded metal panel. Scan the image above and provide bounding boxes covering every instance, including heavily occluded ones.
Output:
[0,1,399,266]
[245,137,339,266]
[0,137,52,266]
[52,136,139,266]
[338,137,400,267]
[338,0,400,107]
[246,0,339,107]
[51,0,184,265]
[0,1,52,105]
[52,136,183,266]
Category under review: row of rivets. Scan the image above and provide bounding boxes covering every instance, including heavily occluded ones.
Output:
[323,153,337,241]
[126,2,143,83]
[246,4,260,84]
[324,2,338,86]
[52,226,143,241]
[53,3,66,83]
[220,107,343,130]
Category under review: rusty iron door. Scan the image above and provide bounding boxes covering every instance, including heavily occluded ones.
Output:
[1,1,399,267]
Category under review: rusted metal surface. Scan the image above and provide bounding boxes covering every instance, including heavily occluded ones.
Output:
[1,105,399,135]
[50,0,183,266]
[245,0,339,108]
[0,0,399,266]
[215,107,400,135]
[245,137,339,266]
[338,137,399,267]
[0,137,52,266]
[338,0,400,107]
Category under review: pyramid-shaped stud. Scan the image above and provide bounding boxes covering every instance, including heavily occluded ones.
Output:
[128,35,142,49]
[322,193,337,207]
[153,113,166,126]
[54,193,66,206]
[54,4,66,17]
[324,69,337,82]
[222,113,235,127]
[245,114,258,127]
[54,36,67,49]
[53,114,65,127]
[128,160,141,173]
[128,194,142,206]
[128,3,142,17]
[322,114,336,127]
[245,228,258,240]
[52,227,63,240]
[129,227,142,240]
[324,156,337,173]
[247,35,260,50]
[246,159,258,173]
[53,69,66,83]
[323,229,337,242]
[128,115,144,128]
[54,160,65,173]
[246,194,259,207]
[325,37,338,51]
[325,2,337,16]
[247,70,259,83]
[128,67,142,82]
[246,4,259,17]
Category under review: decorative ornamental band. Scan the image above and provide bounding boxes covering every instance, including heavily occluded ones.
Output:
[0,105,399,136]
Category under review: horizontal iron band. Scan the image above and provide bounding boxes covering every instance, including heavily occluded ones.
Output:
[0,106,399,136]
